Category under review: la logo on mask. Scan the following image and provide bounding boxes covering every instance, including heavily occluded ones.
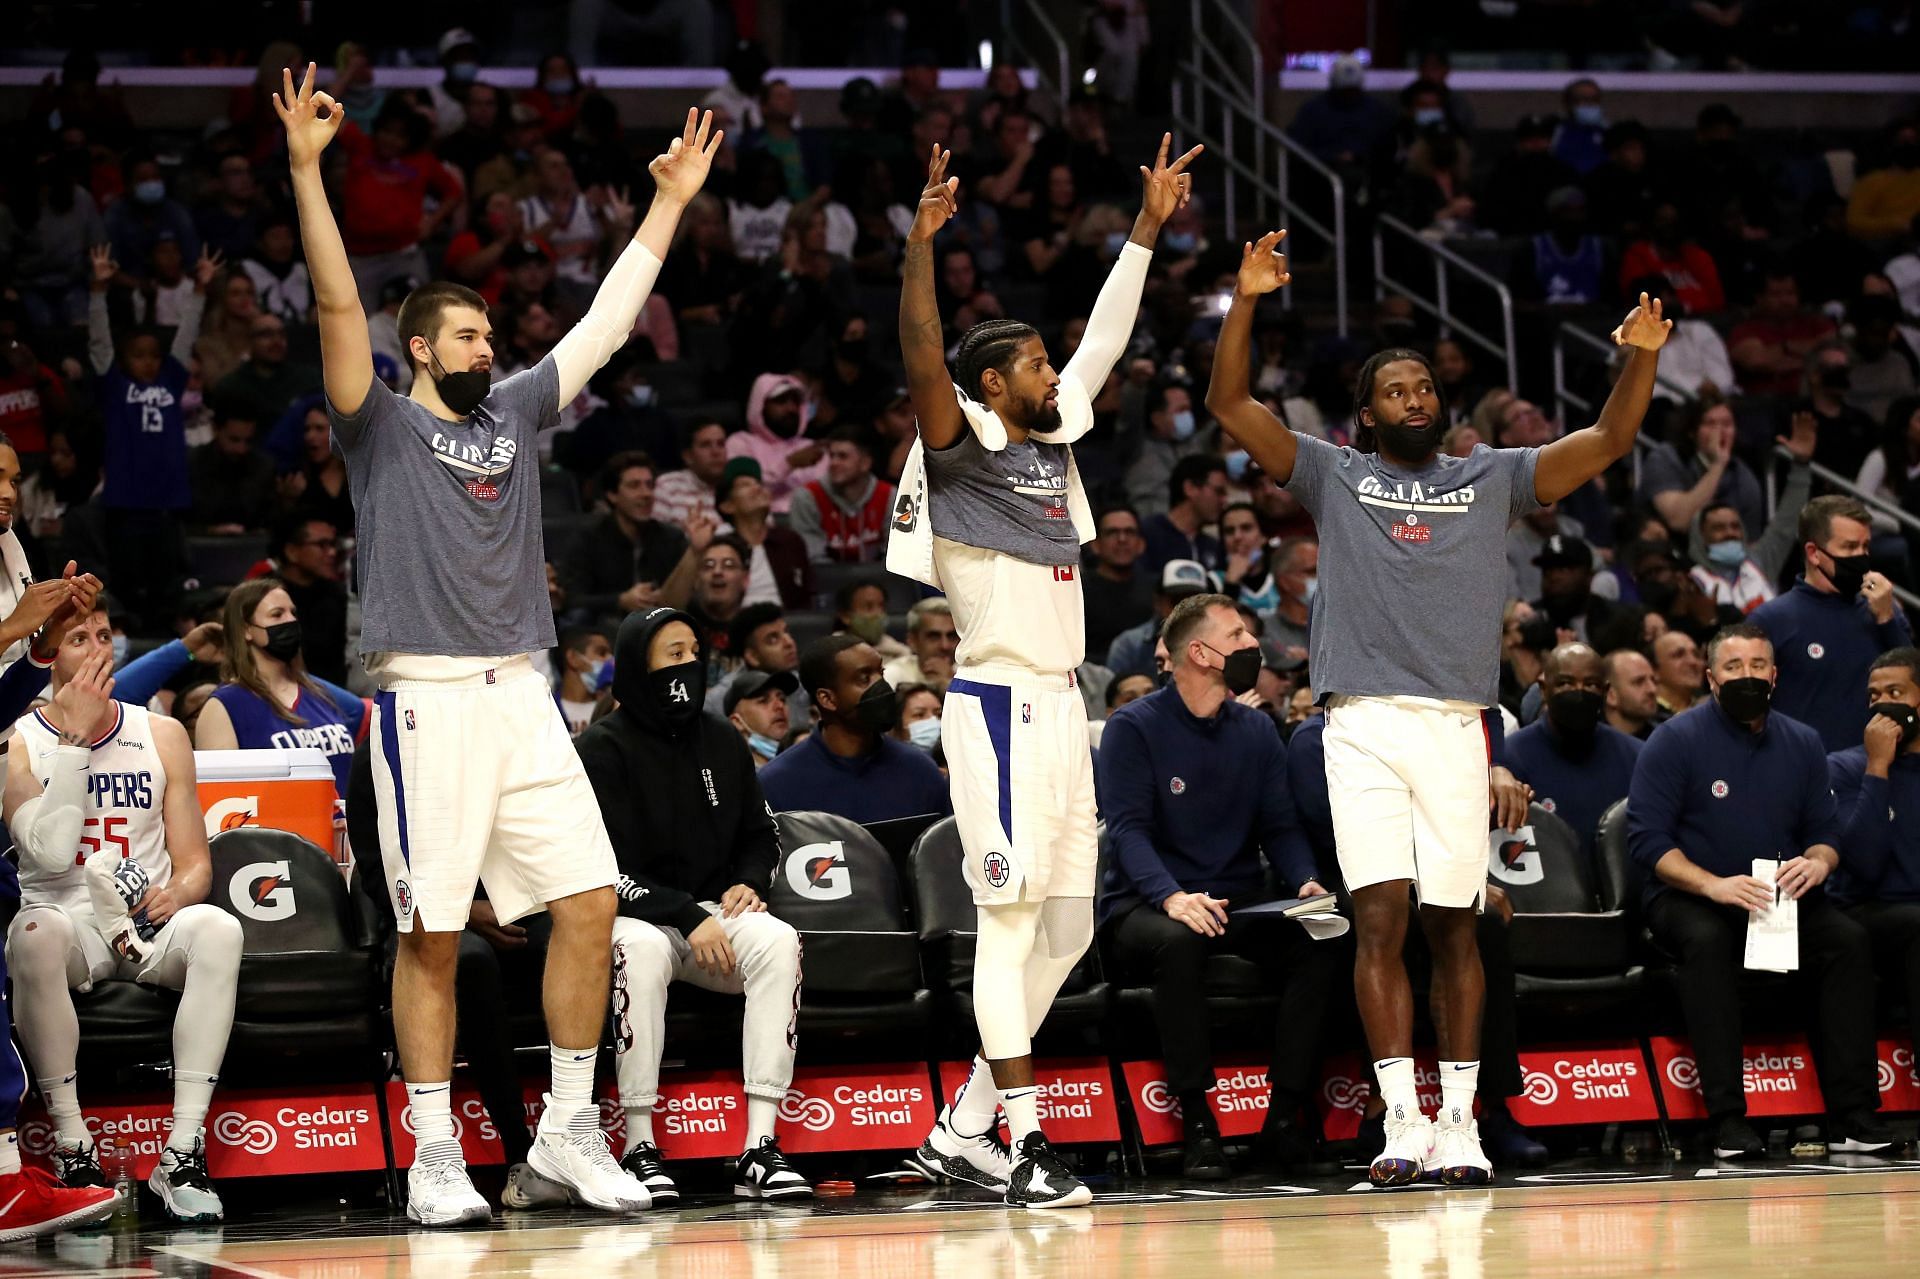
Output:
[667,678,689,704]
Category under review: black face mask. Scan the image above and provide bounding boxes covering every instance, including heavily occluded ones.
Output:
[1819,546,1871,598]
[1376,420,1440,464]
[1154,670,1172,689]
[1540,589,1589,626]
[649,659,706,731]
[425,343,491,417]
[852,678,897,735]
[764,405,802,438]
[1872,701,1920,747]
[1547,688,1605,739]
[836,339,867,364]
[1819,367,1851,391]
[1638,578,1679,613]
[1204,643,1262,696]
[258,619,303,663]
[1716,676,1772,723]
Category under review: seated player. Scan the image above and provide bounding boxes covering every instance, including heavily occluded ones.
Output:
[4,608,244,1222]
[575,607,810,1201]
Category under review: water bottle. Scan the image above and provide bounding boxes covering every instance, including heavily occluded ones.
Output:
[101,1138,136,1225]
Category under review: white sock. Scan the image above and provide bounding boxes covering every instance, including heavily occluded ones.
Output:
[546,1044,597,1132]
[1374,1057,1419,1122]
[168,1069,218,1152]
[1439,1061,1479,1127]
[745,1096,777,1149]
[949,1056,1000,1137]
[408,1081,460,1166]
[39,1074,88,1148]
[624,1105,656,1152]
[1001,1086,1041,1146]
[0,1132,20,1176]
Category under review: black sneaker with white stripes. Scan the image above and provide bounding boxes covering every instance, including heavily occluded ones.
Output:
[52,1143,104,1190]
[620,1142,681,1205]
[1004,1133,1091,1209]
[734,1137,812,1199]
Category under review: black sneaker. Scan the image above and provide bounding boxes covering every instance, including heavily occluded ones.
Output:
[1711,1115,1765,1160]
[52,1143,105,1190]
[1828,1111,1900,1154]
[1004,1132,1091,1209]
[1182,1107,1230,1181]
[619,1142,680,1205]
[1259,1118,1321,1173]
[735,1136,812,1200]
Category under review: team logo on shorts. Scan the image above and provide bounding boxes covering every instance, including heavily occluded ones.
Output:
[1711,780,1730,799]
[983,851,1012,889]
[393,878,414,916]
[1807,643,1825,660]
[404,709,416,731]
[1540,798,1557,813]
[1169,777,1186,795]
[1022,703,1032,724]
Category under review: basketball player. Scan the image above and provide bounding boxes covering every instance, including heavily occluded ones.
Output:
[893,138,1200,1208]
[1207,230,1671,1185]
[278,64,720,1222]
[4,610,243,1223]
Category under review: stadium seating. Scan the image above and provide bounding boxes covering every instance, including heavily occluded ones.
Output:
[1504,801,1647,1012]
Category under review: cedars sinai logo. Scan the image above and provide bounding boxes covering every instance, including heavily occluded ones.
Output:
[777,1089,834,1133]
[214,1111,277,1155]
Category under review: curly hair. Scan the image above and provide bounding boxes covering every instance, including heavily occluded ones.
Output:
[955,319,1040,400]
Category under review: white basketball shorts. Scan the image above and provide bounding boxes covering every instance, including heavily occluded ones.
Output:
[942,665,1097,905]
[367,653,617,933]
[1321,694,1491,910]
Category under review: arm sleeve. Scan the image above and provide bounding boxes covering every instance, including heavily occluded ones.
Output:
[110,640,190,707]
[1260,731,1317,891]
[1095,715,1183,908]
[11,744,89,875]
[87,292,114,377]
[549,239,665,407]
[1060,242,1152,398]
[1831,754,1892,888]
[1626,729,1686,872]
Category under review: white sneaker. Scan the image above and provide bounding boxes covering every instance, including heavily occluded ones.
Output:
[148,1139,223,1223]
[527,1121,650,1212]
[907,1106,1014,1191]
[406,1156,491,1227]
[1425,1118,1493,1187]
[501,1161,570,1210]
[1369,1108,1434,1188]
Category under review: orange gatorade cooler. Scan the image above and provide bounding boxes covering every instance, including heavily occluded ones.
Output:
[196,748,344,867]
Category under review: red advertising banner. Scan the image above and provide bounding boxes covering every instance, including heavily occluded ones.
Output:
[1317,1053,1443,1142]
[386,1077,541,1168]
[21,1085,385,1179]
[935,1058,1121,1145]
[1508,1044,1660,1125]
[1123,1058,1274,1147]
[775,1063,936,1154]
[1649,1034,1826,1121]
[1875,1038,1920,1113]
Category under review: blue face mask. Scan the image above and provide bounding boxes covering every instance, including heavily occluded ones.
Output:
[448,61,480,84]
[1302,576,1318,602]
[111,634,129,667]
[1572,103,1606,128]
[587,657,615,692]
[1413,107,1445,129]
[627,384,655,409]
[1163,231,1198,254]
[1104,231,1129,256]
[1224,449,1251,481]
[746,731,780,760]
[1706,539,1747,568]
[133,179,166,205]
[544,77,576,97]
[908,717,942,751]
[1170,410,1197,442]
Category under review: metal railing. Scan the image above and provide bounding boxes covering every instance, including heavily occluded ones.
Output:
[1553,322,1702,420]
[1171,0,1349,334]
[1775,450,1920,612]
[1372,216,1517,392]
[1000,0,1072,110]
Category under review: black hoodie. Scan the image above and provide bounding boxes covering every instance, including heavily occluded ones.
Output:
[574,606,781,935]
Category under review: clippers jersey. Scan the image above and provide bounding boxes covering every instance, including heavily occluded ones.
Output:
[15,702,173,915]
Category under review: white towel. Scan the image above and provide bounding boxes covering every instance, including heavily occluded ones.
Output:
[0,528,36,670]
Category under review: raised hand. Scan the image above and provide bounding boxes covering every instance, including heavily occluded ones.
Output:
[54,647,115,731]
[1139,132,1204,225]
[88,245,117,291]
[1777,408,1818,464]
[194,246,224,291]
[1236,230,1291,296]
[1612,291,1673,351]
[602,184,636,228]
[649,108,723,205]
[908,146,959,244]
[273,63,346,169]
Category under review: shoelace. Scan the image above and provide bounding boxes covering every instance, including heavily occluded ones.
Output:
[418,1159,475,1191]
[167,1145,215,1191]
[756,1140,797,1175]
[56,1148,100,1181]
[566,1126,627,1177]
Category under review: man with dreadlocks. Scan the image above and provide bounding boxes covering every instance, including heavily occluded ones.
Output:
[1208,230,1671,1188]
[887,137,1200,1208]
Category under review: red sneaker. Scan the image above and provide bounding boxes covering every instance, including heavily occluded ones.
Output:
[0,1167,118,1243]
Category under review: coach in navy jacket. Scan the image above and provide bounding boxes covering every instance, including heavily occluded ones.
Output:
[1503,643,1642,862]
[1751,496,1912,751]
[1627,622,1888,1155]
[1097,594,1336,1178]
[1828,647,1920,1071]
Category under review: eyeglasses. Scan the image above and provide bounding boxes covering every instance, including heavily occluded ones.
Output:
[301,538,339,550]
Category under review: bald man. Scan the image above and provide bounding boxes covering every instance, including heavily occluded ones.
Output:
[1504,643,1644,859]
[1604,649,1659,739]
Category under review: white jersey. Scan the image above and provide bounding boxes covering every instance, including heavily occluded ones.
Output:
[932,537,1085,675]
[16,702,173,916]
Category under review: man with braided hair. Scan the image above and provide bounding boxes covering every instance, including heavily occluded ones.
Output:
[889,136,1200,1208]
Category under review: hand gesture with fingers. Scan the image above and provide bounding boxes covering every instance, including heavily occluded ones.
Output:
[89,245,117,292]
[1237,230,1291,296]
[194,246,224,291]
[909,146,959,244]
[649,108,723,205]
[54,647,115,733]
[603,184,636,228]
[273,63,346,168]
[1777,409,1818,464]
[1139,133,1204,225]
[1612,291,1673,351]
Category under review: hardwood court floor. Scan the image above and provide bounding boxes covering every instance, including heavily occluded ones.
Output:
[25,1161,1920,1279]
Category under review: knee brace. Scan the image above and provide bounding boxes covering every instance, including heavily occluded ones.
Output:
[1022,896,1093,1037]
[971,902,1042,1061]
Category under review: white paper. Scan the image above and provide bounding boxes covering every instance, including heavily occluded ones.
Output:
[1744,859,1799,973]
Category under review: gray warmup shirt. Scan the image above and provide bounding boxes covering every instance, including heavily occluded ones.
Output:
[923,431,1080,567]
[1285,436,1541,707]
[329,357,558,656]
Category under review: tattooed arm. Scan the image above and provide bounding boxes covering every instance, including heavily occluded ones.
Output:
[900,146,964,450]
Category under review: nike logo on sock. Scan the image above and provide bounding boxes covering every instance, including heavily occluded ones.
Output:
[1451,1064,1474,1072]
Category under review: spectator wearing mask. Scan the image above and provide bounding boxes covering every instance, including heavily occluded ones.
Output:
[1098,594,1336,1178]
[789,426,895,564]
[884,597,959,696]
[1728,268,1836,398]
[758,635,951,823]
[1551,79,1609,176]
[687,534,749,671]
[1803,342,1884,484]
[424,28,483,136]
[1652,629,1707,721]
[573,607,811,1202]
[1604,648,1662,739]
[1619,202,1726,316]
[1083,505,1154,662]
[258,514,350,686]
[106,158,200,281]
[1628,624,1893,1159]
[892,682,944,754]
[1285,56,1394,182]
[1142,454,1227,577]
[728,668,796,768]
[832,578,909,662]
[652,418,729,531]
[1638,397,1764,538]
[1753,496,1914,751]
[728,374,824,513]
[1845,295,1919,426]
[558,353,682,485]
[1108,560,1211,681]
[556,626,615,736]
[1847,119,1920,242]
[1504,643,1644,859]
[1260,536,1317,670]
[522,53,586,140]
[1626,274,1737,398]
[213,313,317,428]
[705,602,809,731]
[1687,422,1814,616]
[1123,385,1213,516]
[1828,648,1920,1063]
[188,406,275,534]
[716,459,813,610]
[558,451,701,622]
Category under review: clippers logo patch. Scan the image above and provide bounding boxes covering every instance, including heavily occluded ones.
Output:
[983,851,1012,889]
[393,879,414,917]
[1169,777,1187,795]
[1711,780,1730,799]
[1807,643,1825,660]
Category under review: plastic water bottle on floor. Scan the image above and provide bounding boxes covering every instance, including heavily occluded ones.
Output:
[102,1138,136,1225]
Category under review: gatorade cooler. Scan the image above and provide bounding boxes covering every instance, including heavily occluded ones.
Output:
[195,748,344,867]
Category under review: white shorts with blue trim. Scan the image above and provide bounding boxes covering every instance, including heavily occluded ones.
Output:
[367,653,617,933]
[941,665,1097,905]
